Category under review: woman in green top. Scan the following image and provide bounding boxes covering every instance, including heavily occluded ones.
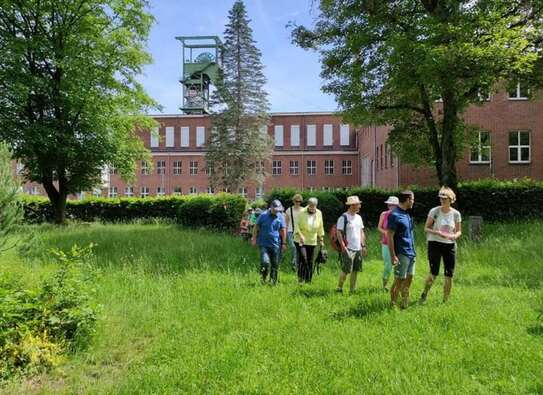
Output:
[293,197,325,284]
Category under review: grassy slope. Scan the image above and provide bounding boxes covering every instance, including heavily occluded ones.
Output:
[1,222,542,394]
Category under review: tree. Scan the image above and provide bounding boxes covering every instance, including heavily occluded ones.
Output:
[0,0,157,223]
[292,0,543,189]
[206,0,272,192]
[0,143,24,253]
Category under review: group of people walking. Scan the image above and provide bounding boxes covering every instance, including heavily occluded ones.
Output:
[250,186,462,308]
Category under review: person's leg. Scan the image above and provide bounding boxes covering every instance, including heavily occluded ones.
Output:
[443,243,456,302]
[269,246,280,285]
[382,244,392,290]
[305,245,315,283]
[287,231,297,270]
[391,254,407,307]
[350,250,362,293]
[297,244,309,284]
[421,242,441,303]
[337,249,353,291]
[337,271,348,291]
[399,255,415,309]
[390,277,403,307]
[259,247,270,284]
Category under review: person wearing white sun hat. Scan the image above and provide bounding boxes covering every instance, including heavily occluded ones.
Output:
[377,196,399,291]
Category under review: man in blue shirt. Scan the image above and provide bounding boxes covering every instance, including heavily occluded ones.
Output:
[387,190,416,309]
[252,200,287,285]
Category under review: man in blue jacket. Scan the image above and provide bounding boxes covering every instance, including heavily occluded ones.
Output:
[252,200,287,285]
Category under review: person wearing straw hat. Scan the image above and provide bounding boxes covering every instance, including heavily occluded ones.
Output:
[335,195,366,294]
[285,193,304,271]
[420,186,462,304]
[378,196,399,291]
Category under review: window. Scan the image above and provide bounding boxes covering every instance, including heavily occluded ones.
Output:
[156,160,166,175]
[125,186,134,197]
[289,160,299,175]
[165,127,174,147]
[189,186,197,195]
[207,186,215,194]
[509,131,530,163]
[173,187,182,196]
[140,186,149,198]
[141,160,150,175]
[307,160,316,176]
[321,186,331,192]
[206,162,214,175]
[173,161,182,175]
[239,187,247,197]
[375,147,379,171]
[223,187,230,193]
[190,161,198,175]
[181,126,190,147]
[256,160,264,175]
[340,124,350,146]
[196,126,205,147]
[390,149,394,167]
[323,124,333,146]
[290,125,300,146]
[324,159,334,175]
[385,145,388,169]
[256,185,264,199]
[274,125,284,147]
[272,160,282,175]
[309,186,316,192]
[380,145,384,170]
[342,160,352,175]
[470,131,491,164]
[307,124,316,146]
[508,81,529,100]
[157,187,165,197]
[108,165,117,175]
[150,127,159,148]
[108,186,117,198]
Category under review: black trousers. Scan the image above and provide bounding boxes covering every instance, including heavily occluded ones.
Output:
[428,241,456,277]
[295,242,316,283]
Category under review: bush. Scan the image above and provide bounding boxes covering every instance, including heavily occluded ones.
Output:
[0,244,98,379]
[21,194,247,231]
[267,179,543,228]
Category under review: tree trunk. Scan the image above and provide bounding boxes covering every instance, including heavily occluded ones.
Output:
[42,177,68,224]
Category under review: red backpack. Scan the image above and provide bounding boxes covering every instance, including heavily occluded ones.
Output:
[329,214,348,252]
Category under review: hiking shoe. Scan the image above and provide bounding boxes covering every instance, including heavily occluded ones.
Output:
[419,293,427,305]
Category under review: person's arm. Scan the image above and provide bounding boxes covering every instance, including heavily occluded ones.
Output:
[285,210,291,229]
[360,226,367,256]
[387,230,398,265]
[251,224,259,246]
[377,212,387,236]
[336,216,347,252]
[294,213,304,245]
[317,212,325,246]
[448,221,462,241]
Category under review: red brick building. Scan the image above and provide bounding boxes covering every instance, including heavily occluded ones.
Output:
[20,83,543,198]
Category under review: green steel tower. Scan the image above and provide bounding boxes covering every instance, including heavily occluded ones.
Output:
[176,36,222,114]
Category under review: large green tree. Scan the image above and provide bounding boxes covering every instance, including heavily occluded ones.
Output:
[206,0,272,192]
[292,0,543,188]
[0,0,157,223]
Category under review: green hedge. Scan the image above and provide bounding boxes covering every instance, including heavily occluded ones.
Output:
[22,194,247,231]
[267,179,543,228]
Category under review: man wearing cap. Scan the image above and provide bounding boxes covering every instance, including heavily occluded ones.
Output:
[387,190,416,309]
[378,196,399,291]
[285,193,304,271]
[336,195,366,294]
[252,200,287,285]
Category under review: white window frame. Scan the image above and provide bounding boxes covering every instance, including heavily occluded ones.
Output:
[256,185,264,199]
[125,186,134,197]
[108,186,118,198]
[196,126,205,147]
[290,125,300,147]
[274,125,284,147]
[165,127,174,147]
[470,131,491,164]
[189,186,197,195]
[508,130,531,164]
[156,160,166,175]
[181,126,190,147]
[140,186,149,198]
[141,160,150,175]
[189,161,198,175]
[289,160,299,175]
[173,187,182,196]
[323,124,333,146]
[157,187,165,197]
[307,124,316,146]
[307,160,316,176]
[150,127,159,148]
[173,161,182,175]
[508,81,529,100]
[324,159,334,175]
[239,187,248,197]
[342,160,352,175]
[207,186,215,195]
[272,160,282,175]
[340,124,350,146]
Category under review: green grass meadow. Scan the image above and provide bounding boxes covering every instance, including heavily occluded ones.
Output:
[1,221,543,394]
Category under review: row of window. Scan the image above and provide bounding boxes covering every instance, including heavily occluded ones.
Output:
[150,126,206,148]
[376,143,395,171]
[471,130,532,164]
[274,124,350,147]
[436,82,530,102]
[108,186,265,199]
[271,160,353,176]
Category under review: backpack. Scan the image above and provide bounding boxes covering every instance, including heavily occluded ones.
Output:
[329,214,349,252]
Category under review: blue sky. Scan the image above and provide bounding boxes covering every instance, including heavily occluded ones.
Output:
[141,0,337,114]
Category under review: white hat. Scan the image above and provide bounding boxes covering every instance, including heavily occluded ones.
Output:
[384,196,399,205]
[346,195,361,205]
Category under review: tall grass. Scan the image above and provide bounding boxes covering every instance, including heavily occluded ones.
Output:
[1,221,542,394]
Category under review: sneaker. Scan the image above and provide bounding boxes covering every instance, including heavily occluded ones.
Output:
[419,293,427,305]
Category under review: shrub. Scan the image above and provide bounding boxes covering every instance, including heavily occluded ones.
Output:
[0,244,98,379]
[267,179,543,227]
[21,194,247,231]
